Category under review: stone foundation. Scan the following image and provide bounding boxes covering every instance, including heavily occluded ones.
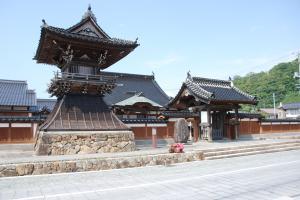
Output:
[35,131,136,155]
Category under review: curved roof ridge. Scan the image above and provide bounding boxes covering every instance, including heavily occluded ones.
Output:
[40,95,66,131]
[101,71,154,79]
[231,85,256,100]
[151,79,170,103]
[37,98,57,101]
[66,15,111,39]
[192,76,231,88]
[114,94,162,107]
[44,26,137,46]
[186,78,214,99]
[0,79,27,84]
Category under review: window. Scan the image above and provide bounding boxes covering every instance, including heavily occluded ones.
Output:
[0,106,12,111]
[13,106,28,111]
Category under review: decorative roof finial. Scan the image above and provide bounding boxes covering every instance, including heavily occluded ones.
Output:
[152,71,155,77]
[187,70,192,80]
[229,76,234,86]
[41,19,48,28]
[134,37,139,44]
[82,4,97,22]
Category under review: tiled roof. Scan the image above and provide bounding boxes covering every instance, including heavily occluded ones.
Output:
[103,71,170,107]
[37,6,138,50]
[170,74,257,105]
[260,108,282,115]
[227,112,263,119]
[190,76,256,102]
[262,118,300,123]
[40,94,129,131]
[42,26,138,47]
[34,6,139,68]
[0,79,36,106]
[161,110,198,118]
[114,93,162,108]
[66,9,110,39]
[282,102,300,110]
[121,118,166,124]
[37,99,57,111]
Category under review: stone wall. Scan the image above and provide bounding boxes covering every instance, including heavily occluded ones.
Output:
[35,131,136,155]
[0,151,204,177]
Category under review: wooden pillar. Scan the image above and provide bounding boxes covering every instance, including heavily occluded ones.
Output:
[30,122,34,142]
[145,122,148,138]
[198,111,201,141]
[166,121,169,138]
[8,123,12,143]
[194,117,200,142]
[234,107,239,139]
[196,112,201,141]
[221,111,225,138]
[259,120,263,133]
[207,108,212,142]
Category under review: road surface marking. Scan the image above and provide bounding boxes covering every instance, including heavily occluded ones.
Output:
[12,160,300,200]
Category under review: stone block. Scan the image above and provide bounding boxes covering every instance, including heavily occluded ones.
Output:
[35,131,135,155]
[16,164,34,176]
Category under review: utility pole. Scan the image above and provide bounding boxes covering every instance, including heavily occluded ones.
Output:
[273,93,276,119]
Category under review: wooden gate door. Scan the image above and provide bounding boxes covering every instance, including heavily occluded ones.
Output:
[212,112,225,140]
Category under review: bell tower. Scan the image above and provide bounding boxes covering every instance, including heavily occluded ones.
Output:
[34,6,139,155]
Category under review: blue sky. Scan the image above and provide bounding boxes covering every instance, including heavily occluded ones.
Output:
[0,0,299,98]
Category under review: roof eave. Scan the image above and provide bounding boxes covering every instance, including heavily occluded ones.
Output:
[46,27,138,48]
[210,99,258,105]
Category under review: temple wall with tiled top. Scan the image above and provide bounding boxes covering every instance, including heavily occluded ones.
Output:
[239,119,300,135]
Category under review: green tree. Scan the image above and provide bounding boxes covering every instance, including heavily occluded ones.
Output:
[233,59,299,110]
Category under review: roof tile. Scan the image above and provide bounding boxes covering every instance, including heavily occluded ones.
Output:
[103,71,170,107]
[0,79,36,106]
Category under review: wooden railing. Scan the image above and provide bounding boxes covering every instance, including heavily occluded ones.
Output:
[54,72,116,83]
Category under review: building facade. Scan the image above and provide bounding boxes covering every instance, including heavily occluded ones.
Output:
[0,79,40,143]
[169,73,257,141]
[280,102,300,119]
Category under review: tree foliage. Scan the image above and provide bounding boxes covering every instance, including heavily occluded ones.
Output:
[233,59,299,109]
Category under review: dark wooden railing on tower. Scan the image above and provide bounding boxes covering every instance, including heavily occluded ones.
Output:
[54,72,117,84]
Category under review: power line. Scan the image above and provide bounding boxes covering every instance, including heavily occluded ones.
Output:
[233,50,299,77]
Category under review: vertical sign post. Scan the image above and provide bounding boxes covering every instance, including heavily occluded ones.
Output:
[152,127,157,148]
[188,121,193,143]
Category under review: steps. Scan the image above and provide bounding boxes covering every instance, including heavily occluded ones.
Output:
[203,141,300,160]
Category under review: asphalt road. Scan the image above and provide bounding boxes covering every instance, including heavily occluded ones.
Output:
[1,150,300,200]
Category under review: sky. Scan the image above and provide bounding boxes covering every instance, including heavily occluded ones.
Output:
[0,0,299,98]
